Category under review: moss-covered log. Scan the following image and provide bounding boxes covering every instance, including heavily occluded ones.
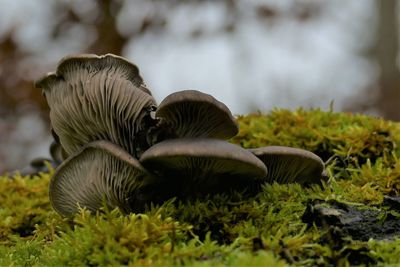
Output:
[1,109,400,266]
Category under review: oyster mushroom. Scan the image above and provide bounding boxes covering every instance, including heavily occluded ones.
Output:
[248,146,326,185]
[140,138,267,196]
[35,54,157,158]
[152,90,238,142]
[50,140,155,216]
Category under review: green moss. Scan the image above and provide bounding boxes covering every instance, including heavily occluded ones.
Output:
[233,108,400,164]
[2,108,400,266]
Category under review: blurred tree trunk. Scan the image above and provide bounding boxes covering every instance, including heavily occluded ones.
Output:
[374,0,400,120]
[89,0,127,55]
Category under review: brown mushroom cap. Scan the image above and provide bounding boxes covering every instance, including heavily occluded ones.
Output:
[155,90,239,140]
[50,140,155,217]
[140,138,267,196]
[248,146,326,185]
[35,54,157,158]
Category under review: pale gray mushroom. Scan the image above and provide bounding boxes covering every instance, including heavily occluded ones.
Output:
[35,54,157,158]
[248,146,326,185]
[50,140,155,216]
[140,138,267,196]
[152,90,239,142]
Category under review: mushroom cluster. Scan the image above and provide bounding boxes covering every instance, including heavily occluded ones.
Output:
[36,54,327,217]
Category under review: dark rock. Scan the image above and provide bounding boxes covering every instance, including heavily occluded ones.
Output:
[302,199,400,241]
[383,195,400,212]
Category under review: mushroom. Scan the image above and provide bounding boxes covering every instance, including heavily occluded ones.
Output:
[140,138,267,196]
[34,53,332,216]
[50,140,156,216]
[151,90,238,142]
[248,146,326,185]
[35,54,157,158]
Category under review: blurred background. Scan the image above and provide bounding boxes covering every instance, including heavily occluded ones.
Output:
[0,0,399,173]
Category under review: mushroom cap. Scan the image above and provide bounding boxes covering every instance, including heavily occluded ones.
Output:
[35,54,157,157]
[50,140,154,217]
[140,138,267,196]
[155,90,238,140]
[36,54,152,95]
[248,146,326,185]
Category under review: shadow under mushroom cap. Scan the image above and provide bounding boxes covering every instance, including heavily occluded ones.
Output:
[35,54,157,158]
[140,138,267,196]
[50,140,154,217]
[155,90,239,140]
[249,146,326,185]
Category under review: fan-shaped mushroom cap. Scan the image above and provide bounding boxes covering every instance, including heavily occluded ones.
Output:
[50,140,155,217]
[140,138,267,196]
[35,54,157,158]
[154,90,238,140]
[248,146,326,185]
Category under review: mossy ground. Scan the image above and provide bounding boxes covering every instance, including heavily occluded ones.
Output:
[2,108,400,266]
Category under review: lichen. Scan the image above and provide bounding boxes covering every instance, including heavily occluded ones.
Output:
[2,108,400,266]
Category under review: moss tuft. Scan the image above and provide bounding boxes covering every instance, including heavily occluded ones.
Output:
[233,108,400,166]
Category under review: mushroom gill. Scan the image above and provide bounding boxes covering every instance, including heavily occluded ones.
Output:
[35,54,157,158]
[140,138,267,196]
[50,140,155,217]
[152,90,239,142]
[248,146,326,185]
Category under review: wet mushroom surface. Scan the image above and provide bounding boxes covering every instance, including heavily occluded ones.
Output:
[36,53,327,216]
